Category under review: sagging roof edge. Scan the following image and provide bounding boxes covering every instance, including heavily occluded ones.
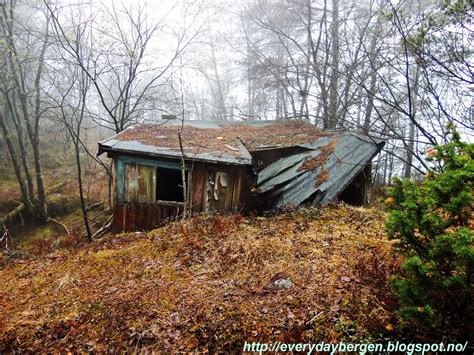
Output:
[319,141,386,206]
[97,124,385,167]
[255,133,386,208]
[98,143,252,167]
[317,134,385,205]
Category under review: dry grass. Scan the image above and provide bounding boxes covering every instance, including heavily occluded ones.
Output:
[0,205,401,352]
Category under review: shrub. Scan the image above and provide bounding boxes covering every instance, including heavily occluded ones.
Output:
[385,124,473,341]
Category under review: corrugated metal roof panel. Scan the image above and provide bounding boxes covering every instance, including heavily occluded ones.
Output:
[256,131,384,207]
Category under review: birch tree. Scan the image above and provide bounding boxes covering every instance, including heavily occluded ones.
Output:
[0,0,51,221]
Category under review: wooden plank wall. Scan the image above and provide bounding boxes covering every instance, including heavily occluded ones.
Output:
[112,158,246,232]
[191,164,244,213]
[112,203,183,233]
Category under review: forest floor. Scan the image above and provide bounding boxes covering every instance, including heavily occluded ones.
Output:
[0,132,109,251]
[0,205,402,352]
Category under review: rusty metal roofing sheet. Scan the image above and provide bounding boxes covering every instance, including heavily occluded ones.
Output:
[256,132,384,207]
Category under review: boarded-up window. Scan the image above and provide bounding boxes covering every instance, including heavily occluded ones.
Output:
[124,163,156,203]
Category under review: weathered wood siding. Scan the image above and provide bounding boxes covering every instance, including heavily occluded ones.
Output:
[191,164,243,213]
[112,154,246,232]
[112,203,183,233]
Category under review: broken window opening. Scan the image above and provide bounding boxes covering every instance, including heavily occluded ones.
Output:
[156,167,188,203]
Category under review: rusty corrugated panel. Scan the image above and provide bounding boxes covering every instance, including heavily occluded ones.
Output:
[256,152,306,186]
[256,132,385,208]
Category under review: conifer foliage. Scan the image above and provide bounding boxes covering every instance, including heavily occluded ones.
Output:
[386,124,473,340]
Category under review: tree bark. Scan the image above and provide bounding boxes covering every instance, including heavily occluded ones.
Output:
[403,64,421,178]
[327,0,339,128]
[363,11,383,132]
[0,111,33,212]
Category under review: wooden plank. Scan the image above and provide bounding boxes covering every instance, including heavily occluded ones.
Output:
[232,169,243,211]
[124,203,129,232]
[191,165,206,212]
[123,203,128,232]
[174,206,180,220]
[224,169,235,211]
[118,154,187,170]
[204,170,214,212]
[125,163,138,202]
[162,207,169,222]
[117,159,125,204]
[112,159,117,206]
[136,203,144,230]
[146,204,154,229]
[150,167,156,203]
[137,165,148,203]
[212,171,228,211]
[156,207,162,227]
[186,167,193,215]
[156,200,185,207]
[126,203,137,232]
[122,204,126,231]
[112,205,124,233]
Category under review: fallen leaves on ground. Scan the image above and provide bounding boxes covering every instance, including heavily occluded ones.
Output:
[0,205,401,352]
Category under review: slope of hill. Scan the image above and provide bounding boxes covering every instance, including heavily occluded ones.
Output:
[0,205,400,352]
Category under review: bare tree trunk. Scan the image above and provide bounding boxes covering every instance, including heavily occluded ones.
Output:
[403,64,421,178]
[4,92,35,202]
[246,45,255,119]
[327,0,339,128]
[382,152,388,185]
[0,3,49,221]
[209,34,226,121]
[363,12,383,132]
[28,14,50,221]
[276,85,281,119]
[0,111,33,212]
[74,141,92,239]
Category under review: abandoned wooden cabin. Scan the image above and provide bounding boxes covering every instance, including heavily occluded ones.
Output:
[98,119,384,232]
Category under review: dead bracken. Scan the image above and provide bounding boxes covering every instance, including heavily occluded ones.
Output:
[0,205,400,352]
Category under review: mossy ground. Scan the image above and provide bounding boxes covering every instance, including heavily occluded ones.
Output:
[0,205,401,352]
[0,132,109,250]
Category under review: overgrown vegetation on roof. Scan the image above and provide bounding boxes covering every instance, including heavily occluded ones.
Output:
[116,120,333,156]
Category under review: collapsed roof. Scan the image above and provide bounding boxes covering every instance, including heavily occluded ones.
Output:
[98,119,384,206]
[256,132,384,207]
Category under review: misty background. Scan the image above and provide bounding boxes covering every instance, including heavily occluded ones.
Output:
[0,0,472,218]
